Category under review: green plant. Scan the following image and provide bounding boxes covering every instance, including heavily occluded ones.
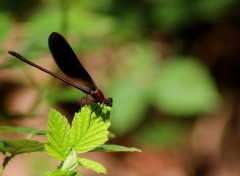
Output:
[0,104,140,175]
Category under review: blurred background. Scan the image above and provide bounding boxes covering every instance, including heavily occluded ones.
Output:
[0,0,240,175]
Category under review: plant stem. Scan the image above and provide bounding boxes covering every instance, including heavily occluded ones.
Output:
[2,154,14,172]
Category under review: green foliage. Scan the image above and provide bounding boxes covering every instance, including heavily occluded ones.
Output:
[61,150,78,171]
[45,169,80,176]
[110,80,147,135]
[0,14,11,44]
[45,109,73,160]
[151,0,237,32]
[153,58,220,116]
[110,43,158,136]
[194,0,237,20]
[0,105,140,175]
[45,105,110,174]
[0,139,45,172]
[109,45,220,137]
[44,105,139,175]
[78,157,106,174]
[0,126,47,136]
[71,105,110,153]
[137,120,187,148]
[0,139,44,155]
[94,144,141,152]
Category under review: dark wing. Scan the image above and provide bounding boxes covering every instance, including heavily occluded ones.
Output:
[48,32,97,90]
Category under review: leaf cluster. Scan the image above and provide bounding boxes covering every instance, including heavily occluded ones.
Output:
[0,105,140,175]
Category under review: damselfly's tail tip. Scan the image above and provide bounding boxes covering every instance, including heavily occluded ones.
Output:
[8,51,15,55]
[8,51,20,58]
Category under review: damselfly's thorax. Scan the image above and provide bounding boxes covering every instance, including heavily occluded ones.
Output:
[90,89,112,107]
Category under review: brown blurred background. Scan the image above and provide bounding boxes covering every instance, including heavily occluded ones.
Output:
[1,0,240,175]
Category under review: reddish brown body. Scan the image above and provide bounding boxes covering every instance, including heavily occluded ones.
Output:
[90,89,113,107]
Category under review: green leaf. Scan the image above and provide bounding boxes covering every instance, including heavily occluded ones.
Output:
[61,150,78,171]
[94,144,141,152]
[78,157,107,174]
[44,169,80,176]
[0,139,44,155]
[0,126,47,136]
[0,166,3,175]
[71,105,111,153]
[153,58,220,116]
[110,79,148,135]
[45,109,73,161]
